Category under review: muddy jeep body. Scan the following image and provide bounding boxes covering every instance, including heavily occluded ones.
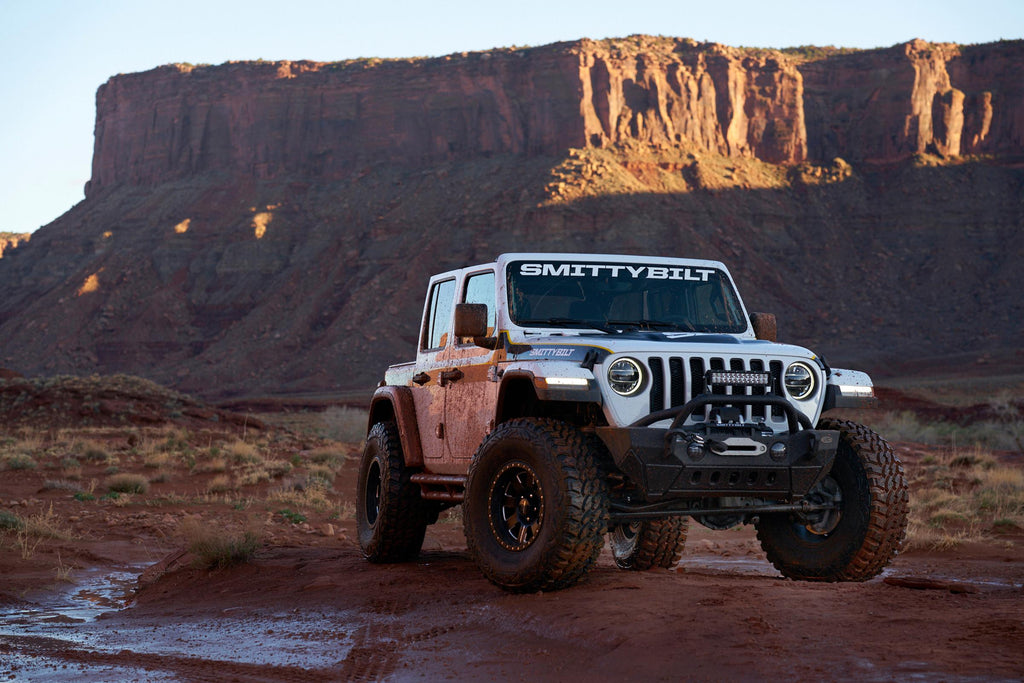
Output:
[358,253,908,591]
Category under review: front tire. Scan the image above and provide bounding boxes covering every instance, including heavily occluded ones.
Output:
[356,421,432,563]
[609,518,689,570]
[755,419,908,581]
[463,418,609,592]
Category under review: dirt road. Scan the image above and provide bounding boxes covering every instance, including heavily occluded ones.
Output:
[2,521,1021,682]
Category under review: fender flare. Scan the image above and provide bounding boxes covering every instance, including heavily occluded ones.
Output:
[368,385,425,468]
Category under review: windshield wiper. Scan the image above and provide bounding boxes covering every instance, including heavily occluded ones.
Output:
[606,319,696,332]
[517,318,619,334]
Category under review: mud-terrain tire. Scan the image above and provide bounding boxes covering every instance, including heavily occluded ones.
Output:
[463,418,609,592]
[609,517,689,570]
[755,419,908,581]
[356,421,433,563]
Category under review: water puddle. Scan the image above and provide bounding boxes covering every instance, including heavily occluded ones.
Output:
[0,565,140,629]
[0,564,358,677]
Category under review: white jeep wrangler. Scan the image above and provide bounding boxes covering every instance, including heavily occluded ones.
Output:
[358,253,908,592]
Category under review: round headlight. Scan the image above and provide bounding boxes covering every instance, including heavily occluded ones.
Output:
[608,358,644,396]
[784,362,817,401]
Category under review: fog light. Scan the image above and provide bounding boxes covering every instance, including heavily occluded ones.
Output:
[770,442,787,461]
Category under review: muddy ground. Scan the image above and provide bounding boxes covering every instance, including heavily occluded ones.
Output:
[0,381,1022,681]
[3,470,1022,682]
[2,522,1022,682]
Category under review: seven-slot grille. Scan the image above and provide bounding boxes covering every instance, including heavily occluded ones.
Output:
[647,355,787,426]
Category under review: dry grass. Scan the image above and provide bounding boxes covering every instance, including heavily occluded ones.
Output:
[869,404,1024,452]
[2,504,73,559]
[269,479,332,512]
[224,440,263,465]
[206,475,235,494]
[105,473,150,494]
[319,406,367,443]
[2,452,37,470]
[904,445,1024,550]
[194,456,228,474]
[307,446,349,471]
[181,517,262,569]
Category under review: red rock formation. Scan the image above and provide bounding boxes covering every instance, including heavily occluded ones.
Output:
[578,39,806,163]
[801,39,1024,161]
[88,38,1024,197]
[89,48,588,191]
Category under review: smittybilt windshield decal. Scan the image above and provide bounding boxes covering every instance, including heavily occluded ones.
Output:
[518,262,716,282]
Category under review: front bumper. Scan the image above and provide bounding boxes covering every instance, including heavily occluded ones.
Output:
[595,394,838,501]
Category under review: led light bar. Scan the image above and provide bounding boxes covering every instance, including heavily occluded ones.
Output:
[706,371,771,387]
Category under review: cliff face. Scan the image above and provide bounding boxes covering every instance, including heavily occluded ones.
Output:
[89,37,1024,195]
[801,40,1024,161]
[2,37,1022,399]
[89,47,588,190]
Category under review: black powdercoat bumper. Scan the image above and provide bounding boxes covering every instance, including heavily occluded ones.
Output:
[595,395,838,501]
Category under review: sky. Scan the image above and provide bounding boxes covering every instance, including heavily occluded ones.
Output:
[1,0,1021,235]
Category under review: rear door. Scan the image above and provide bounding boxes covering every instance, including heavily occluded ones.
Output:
[410,274,457,464]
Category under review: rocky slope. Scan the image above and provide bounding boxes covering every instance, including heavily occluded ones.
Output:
[1,37,1022,398]
[0,233,30,258]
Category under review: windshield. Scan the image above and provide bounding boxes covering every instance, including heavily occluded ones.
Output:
[506,260,748,334]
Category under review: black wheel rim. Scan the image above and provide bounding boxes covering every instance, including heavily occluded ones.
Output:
[488,461,544,551]
[364,460,382,527]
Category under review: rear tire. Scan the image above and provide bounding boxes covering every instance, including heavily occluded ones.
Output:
[609,517,689,570]
[356,421,433,563]
[755,419,908,581]
[463,418,609,592]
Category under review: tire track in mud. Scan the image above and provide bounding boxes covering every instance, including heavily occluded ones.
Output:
[335,594,457,681]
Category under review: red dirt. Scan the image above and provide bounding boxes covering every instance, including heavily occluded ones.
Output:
[0,386,1022,680]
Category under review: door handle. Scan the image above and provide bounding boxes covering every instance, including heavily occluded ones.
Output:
[439,368,464,386]
[412,372,431,386]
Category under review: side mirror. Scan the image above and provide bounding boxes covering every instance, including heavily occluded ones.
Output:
[454,303,493,347]
[750,312,777,342]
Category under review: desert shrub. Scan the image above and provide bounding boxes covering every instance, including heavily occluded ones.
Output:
[305,465,335,490]
[236,466,272,487]
[308,447,347,471]
[224,440,263,465]
[181,517,262,569]
[105,473,149,494]
[270,479,330,511]
[82,444,112,463]
[0,510,23,530]
[143,452,173,469]
[21,504,70,539]
[4,453,37,470]
[264,459,292,478]
[277,508,307,524]
[319,406,367,442]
